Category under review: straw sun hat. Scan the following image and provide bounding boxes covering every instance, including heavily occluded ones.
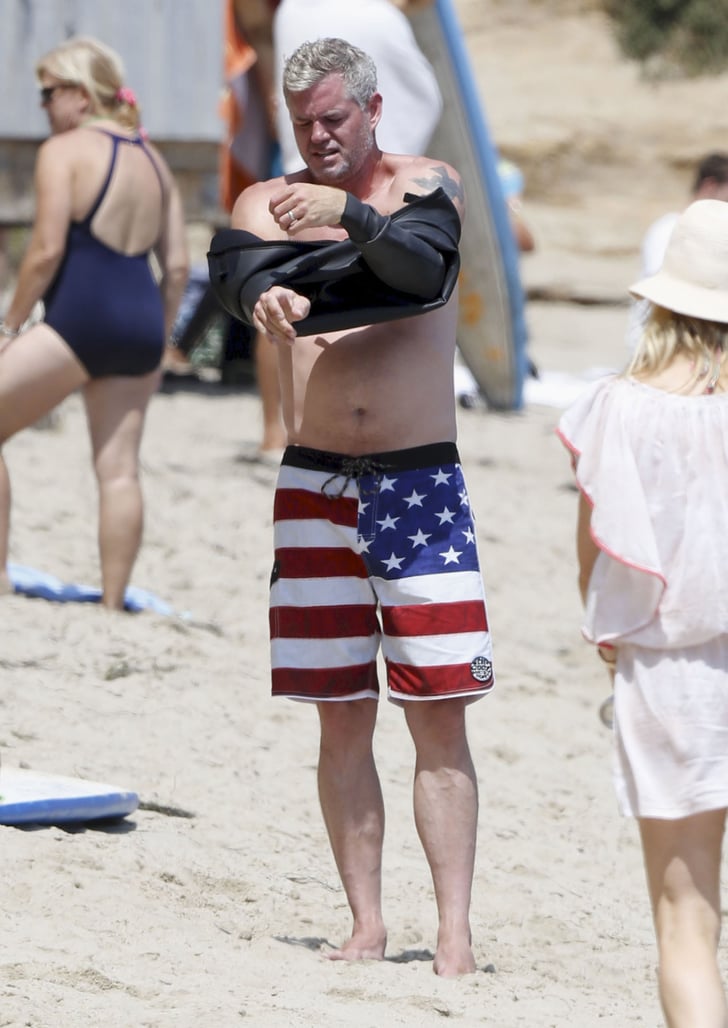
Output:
[629,198,728,323]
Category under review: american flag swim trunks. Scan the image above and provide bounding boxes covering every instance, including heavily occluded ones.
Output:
[270,442,494,703]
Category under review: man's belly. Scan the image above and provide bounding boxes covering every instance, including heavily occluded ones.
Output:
[281,325,457,454]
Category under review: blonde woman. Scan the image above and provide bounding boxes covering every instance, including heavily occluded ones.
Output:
[0,36,188,609]
[558,200,728,1026]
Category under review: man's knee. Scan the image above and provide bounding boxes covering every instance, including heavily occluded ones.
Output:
[405,697,468,742]
[318,699,377,750]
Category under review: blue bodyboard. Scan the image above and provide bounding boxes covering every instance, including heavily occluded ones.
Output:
[0,768,139,825]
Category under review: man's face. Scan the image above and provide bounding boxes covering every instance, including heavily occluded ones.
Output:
[286,73,380,184]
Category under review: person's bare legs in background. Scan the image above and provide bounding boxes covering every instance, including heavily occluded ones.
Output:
[255,331,287,458]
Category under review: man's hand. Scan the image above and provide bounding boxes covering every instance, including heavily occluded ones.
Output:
[269,183,347,234]
[253,286,311,345]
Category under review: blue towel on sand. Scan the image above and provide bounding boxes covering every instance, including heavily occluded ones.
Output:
[8,563,176,616]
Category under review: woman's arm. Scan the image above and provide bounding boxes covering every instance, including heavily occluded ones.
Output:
[153,171,190,339]
[576,491,600,605]
[2,140,72,330]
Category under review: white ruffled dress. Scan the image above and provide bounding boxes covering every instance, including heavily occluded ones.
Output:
[558,376,728,819]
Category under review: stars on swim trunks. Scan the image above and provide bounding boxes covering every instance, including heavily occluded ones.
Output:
[352,462,479,579]
[403,488,426,508]
[439,546,463,565]
[376,513,400,531]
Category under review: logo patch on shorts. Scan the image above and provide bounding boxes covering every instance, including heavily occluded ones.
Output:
[470,656,493,685]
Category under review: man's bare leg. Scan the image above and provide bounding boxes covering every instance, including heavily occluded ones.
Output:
[317,698,387,961]
[404,697,478,977]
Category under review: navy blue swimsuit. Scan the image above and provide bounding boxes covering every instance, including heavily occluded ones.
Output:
[44,131,166,377]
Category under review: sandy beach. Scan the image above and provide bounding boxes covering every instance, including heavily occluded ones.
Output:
[3,295,671,1028]
[4,2,728,1024]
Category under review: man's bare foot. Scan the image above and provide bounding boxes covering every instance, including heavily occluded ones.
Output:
[433,937,477,977]
[325,928,386,963]
[0,570,13,596]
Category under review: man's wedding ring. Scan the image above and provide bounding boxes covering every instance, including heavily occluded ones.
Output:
[288,211,296,225]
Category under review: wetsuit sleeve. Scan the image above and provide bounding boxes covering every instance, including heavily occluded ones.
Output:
[207,190,461,331]
[339,192,459,299]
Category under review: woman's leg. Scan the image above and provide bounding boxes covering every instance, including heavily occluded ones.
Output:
[640,809,727,1028]
[82,370,160,610]
[0,326,88,590]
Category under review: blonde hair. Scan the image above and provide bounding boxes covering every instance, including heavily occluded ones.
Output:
[36,36,141,131]
[626,305,728,390]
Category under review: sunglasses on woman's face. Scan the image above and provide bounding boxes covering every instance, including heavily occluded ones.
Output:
[39,84,72,105]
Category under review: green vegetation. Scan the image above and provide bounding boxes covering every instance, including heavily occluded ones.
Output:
[604,0,728,75]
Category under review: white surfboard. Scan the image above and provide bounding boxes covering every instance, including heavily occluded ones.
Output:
[0,767,139,825]
[410,0,528,410]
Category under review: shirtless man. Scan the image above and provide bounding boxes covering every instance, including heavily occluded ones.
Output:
[230,37,494,978]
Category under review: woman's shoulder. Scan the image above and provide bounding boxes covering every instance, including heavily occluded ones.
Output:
[34,130,91,175]
[559,376,625,456]
[560,370,728,460]
[39,124,116,159]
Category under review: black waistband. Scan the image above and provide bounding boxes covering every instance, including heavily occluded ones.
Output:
[282,441,460,475]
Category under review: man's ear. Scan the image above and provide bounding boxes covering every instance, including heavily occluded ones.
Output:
[368,92,383,131]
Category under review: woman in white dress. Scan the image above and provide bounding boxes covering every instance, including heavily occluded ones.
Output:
[558,199,728,1028]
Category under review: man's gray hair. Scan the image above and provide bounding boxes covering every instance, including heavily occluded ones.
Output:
[283,37,378,108]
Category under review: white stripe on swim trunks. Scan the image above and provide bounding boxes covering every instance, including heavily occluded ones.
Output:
[272,629,489,670]
[270,563,486,608]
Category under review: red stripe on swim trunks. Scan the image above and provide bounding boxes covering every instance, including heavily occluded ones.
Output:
[381,600,488,637]
[390,661,494,697]
[272,603,379,639]
[274,487,357,526]
[272,662,378,699]
[275,546,368,579]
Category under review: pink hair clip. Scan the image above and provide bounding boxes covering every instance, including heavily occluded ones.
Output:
[116,86,137,106]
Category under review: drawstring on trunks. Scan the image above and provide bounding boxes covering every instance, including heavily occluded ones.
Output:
[321,456,386,498]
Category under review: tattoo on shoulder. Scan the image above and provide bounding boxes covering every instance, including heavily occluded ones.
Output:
[410,165,465,205]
